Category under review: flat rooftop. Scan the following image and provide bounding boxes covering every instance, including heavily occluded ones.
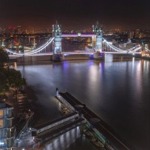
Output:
[0,102,13,109]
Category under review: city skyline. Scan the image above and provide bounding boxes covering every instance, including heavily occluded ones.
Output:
[0,1,150,149]
[0,0,150,30]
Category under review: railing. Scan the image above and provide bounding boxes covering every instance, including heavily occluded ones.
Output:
[33,112,79,135]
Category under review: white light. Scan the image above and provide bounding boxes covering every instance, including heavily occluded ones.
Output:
[103,38,141,53]
[6,37,54,56]
[78,33,81,36]
[0,141,4,145]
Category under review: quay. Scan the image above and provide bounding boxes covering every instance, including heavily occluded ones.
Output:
[29,112,84,146]
[31,112,83,137]
[16,89,131,150]
[56,90,131,150]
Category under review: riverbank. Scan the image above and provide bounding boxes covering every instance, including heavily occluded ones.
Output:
[17,60,150,149]
[135,55,150,60]
[12,53,143,66]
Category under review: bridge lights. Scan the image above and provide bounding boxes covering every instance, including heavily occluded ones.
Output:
[78,33,81,37]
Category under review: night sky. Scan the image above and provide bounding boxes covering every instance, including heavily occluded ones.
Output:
[0,0,150,30]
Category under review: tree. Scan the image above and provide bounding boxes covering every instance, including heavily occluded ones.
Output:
[0,47,26,96]
[0,47,9,94]
[5,69,26,88]
[0,47,9,68]
[0,68,7,95]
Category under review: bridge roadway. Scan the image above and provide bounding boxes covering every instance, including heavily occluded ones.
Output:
[8,51,141,57]
[58,92,131,150]
[62,33,95,38]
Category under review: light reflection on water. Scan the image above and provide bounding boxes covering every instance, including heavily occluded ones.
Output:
[44,127,79,150]
[43,126,95,150]
[18,59,150,150]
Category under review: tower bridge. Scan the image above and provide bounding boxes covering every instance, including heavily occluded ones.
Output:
[4,22,144,62]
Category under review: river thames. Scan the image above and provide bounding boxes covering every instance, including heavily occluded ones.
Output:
[18,58,150,150]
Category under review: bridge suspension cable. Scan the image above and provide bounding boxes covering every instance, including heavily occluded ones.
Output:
[5,35,142,56]
[5,37,54,56]
[103,39,142,53]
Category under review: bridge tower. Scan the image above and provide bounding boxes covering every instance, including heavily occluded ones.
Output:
[92,22,103,52]
[52,22,62,54]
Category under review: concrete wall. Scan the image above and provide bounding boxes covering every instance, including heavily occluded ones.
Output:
[17,55,53,65]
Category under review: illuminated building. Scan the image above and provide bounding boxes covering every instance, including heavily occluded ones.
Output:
[0,102,15,149]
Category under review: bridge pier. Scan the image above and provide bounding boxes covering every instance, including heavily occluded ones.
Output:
[104,54,113,62]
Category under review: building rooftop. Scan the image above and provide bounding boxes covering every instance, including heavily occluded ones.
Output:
[0,102,13,109]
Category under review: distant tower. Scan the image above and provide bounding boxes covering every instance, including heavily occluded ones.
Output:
[92,21,103,52]
[52,21,62,54]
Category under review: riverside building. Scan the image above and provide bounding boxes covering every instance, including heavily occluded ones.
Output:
[0,102,15,149]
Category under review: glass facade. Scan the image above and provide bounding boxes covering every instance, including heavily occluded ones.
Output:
[0,102,15,149]
[0,119,4,128]
[0,110,4,117]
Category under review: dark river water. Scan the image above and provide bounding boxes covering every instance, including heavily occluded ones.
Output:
[18,58,150,150]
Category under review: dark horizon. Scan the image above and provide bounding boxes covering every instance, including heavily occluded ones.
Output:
[0,0,150,30]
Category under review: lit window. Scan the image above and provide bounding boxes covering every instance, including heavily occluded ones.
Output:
[0,119,4,128]
[0,110,4,118]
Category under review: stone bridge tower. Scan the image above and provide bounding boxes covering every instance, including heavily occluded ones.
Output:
[52,21,62,54]
[92,22,103,52]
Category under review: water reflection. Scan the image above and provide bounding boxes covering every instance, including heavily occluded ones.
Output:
[18,60,150,150]
[44,126,85,150]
